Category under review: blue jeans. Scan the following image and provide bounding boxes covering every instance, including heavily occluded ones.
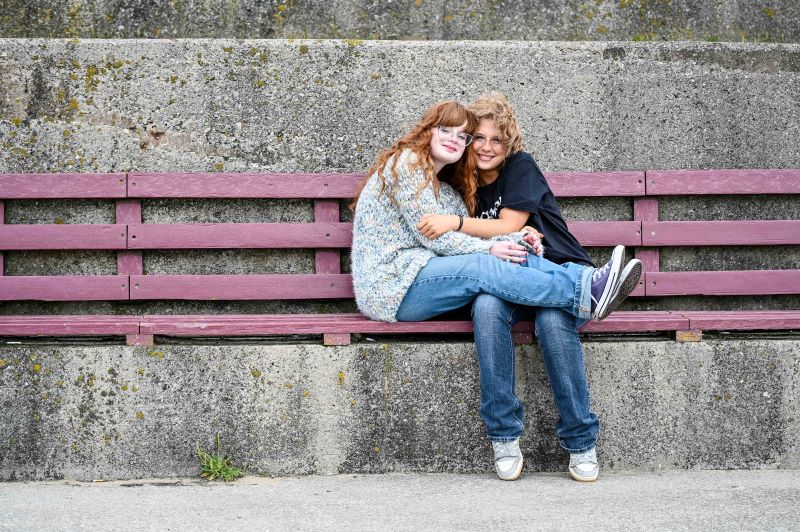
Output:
[395,252,593,322]
[471,295,599,452]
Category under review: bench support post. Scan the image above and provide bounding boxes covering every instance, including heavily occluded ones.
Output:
[675,329,702,343]
[127,334,154,346]
[324,333,351,346]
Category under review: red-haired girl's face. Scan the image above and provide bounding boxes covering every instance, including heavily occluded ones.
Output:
[429,121,470,172]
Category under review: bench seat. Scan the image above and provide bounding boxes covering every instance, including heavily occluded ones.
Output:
[5,311,796,344]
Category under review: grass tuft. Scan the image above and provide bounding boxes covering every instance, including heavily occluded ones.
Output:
[197,434,244,481]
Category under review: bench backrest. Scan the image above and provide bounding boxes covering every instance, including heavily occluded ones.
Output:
[1,169,799,306]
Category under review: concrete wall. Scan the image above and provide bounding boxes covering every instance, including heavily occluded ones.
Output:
[1,39,798,315]
[2,40,798,174]
[2,1,799,42]
[1,338,798,480]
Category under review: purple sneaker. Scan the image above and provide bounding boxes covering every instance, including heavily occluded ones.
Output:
[600,258,643,318]
[591,245,625,320]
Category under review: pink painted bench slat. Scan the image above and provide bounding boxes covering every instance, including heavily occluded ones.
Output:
[646,169,800,195]
[568,221,642,246]
[646,270,800,296]
[642,221,800,246]
[129,274,354,300]
[0,224,127,250]
[127,172,645,199]
[0,173,127,199]
[0,315,140,335]
[544,171,645,197]
[129,173,364,199]
[681,311,800,331]
[0,275,129,301]
[127,222,353,249]
[578,311,688,332]
[136,311,678,336]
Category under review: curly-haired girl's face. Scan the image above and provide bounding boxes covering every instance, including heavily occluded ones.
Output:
[472,119,506,174]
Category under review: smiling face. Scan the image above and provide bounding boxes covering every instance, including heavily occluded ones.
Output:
[471,119,506,183]
[429,121,469,173]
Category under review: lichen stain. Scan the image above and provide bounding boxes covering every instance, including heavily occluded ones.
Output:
[85,65,101,92]
[251,368,262,378]
[135,411,145,420]
[337,371,346,385]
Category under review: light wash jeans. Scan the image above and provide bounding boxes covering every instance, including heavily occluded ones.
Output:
[470,295,599,452]
[395,252,594,322]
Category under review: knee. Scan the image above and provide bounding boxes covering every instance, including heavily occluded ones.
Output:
[472,294,512,323]
[534,308,576,338]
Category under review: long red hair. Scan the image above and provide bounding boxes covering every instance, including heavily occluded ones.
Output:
[351,101,479,215]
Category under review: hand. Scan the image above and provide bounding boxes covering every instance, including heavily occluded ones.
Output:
[522,232,545,257]
[521,226,544,239]
[417,214,458,240]
[489,241,528,264]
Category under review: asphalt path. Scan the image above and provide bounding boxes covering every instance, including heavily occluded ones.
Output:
[2,470,798,531]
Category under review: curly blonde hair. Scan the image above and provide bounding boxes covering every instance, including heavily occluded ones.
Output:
[467,92,524,155]
[351,101,479,215]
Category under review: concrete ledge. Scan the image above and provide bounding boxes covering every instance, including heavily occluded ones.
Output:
[1,337,798,480]
[2,1,799,42]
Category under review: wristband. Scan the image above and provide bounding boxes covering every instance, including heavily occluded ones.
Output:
[456,215,464,232]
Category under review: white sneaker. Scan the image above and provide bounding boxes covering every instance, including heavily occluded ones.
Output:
[569,447,599,482]
[492,439,524,481]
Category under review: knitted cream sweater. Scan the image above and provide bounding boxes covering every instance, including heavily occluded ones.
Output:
[352,149,514,322]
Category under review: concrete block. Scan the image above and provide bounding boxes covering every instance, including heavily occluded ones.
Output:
[1,338,798,480]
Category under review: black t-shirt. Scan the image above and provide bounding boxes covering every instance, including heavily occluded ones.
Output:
[476,151,595,267]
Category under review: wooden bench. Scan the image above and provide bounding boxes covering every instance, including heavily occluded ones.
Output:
[1,169,799,346]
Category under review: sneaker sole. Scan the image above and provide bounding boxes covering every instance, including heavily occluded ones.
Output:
[593,245,625,320]
[497,456,524,481]
[569,466,599,482]
[595,259,643,320]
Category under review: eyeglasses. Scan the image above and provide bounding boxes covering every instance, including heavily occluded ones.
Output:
[436,126,473,147]
[472,134,504,148]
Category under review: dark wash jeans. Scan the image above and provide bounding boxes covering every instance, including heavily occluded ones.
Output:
[471,294,599,453]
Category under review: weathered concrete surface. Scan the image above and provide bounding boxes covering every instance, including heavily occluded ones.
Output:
[2,1,799,43]
[1,338,798,480]
[2,471,800,531]
[2,40,799,174]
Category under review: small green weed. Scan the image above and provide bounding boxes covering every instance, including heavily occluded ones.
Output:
[196,434,244,481]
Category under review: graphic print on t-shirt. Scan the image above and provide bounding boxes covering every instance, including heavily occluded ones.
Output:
[479,195,502,219]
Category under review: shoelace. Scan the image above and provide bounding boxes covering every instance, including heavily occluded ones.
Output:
[572,449,597,465]
[592,261,611,282]
[493,441,519,460]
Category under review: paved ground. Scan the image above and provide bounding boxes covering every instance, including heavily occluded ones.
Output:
[1,471,798,531]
